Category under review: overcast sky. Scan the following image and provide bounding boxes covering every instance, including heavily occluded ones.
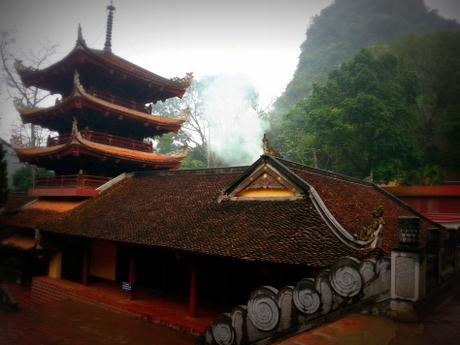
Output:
[0,0,459,140]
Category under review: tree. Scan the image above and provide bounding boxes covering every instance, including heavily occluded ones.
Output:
[283,49,418,181]
[282,32,460,184]
[269,0,460,153]
[0,142,8,206]
[154,75,266,169]
[12,166,54,193]
[153,77,214,168]
[0,31,57,147]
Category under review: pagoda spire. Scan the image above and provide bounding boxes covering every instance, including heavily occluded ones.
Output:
[103,1,116,53]
[76,23,87,48]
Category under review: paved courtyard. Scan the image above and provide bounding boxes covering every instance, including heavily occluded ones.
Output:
[3,279,460,345]
[0,285,196,345]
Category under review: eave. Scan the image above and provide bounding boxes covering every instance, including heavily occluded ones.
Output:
[14,29,191,101]
[16,73,187,137]
[14,122,187,172]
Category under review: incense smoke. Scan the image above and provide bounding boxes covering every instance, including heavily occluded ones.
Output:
[201,75,268,166]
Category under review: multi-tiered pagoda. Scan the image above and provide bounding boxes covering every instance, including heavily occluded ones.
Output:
[13,4,191,197]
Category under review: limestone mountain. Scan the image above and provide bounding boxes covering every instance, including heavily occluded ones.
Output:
[273,0,460,115]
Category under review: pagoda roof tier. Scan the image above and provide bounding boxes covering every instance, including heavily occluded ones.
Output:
[15,73,188,138]
[14,122,187,175]
[14,27,193,103]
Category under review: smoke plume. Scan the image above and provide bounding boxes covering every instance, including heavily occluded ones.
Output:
[201,75,268,166]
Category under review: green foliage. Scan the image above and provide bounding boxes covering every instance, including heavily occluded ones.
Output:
[12,165,54,192]
[0,143,8,206]
[270,0,460,154]
[275,0,459,114]
[155,133,177,154]
[282,32,460,183]
[180,148,208,169]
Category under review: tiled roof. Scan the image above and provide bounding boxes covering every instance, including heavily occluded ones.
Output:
[279,163,435,254]
[91,49,185,91]
[44,170,359,267]
[41,158,439,267]
[1,193,36,212]
[16,42,187,98]
[17,76,185,134]
[1,235,36,251]
[2,199,86,230]
[15,128,185,169]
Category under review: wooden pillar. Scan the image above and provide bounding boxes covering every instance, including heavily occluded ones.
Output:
[48,252,62,279]
[81,242,90,286]
[129,249,137,300]
[188,260,198,317]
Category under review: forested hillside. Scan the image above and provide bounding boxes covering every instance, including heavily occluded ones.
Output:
[273,0,459,115]
[281,32,460,184]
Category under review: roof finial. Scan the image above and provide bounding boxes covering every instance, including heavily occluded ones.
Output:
[76,23,87,47]
[262,133,281,157]
[104,1,116,53]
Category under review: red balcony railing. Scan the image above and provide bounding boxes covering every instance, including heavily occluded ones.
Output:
[47,129,153,152]
[34,174,111,189]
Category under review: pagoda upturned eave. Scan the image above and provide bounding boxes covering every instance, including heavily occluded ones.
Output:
[15,75,187,138]
[14,128,187,174]
[15,33,192,102]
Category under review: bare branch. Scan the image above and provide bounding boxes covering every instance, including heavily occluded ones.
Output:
[1,31,57,147]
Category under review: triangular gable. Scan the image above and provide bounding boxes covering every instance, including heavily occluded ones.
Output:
[219,155,309,201]
[219,155,385,250]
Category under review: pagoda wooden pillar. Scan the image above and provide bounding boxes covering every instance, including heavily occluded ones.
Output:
[128,248,137,300]
[81,242,90,286]
[48,252,62,279]
[188,259,198,317]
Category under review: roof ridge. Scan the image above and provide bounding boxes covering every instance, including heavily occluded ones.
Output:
[277,157,372,186]
[133,166,248,177]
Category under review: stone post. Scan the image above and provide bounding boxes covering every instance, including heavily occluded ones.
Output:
[390,216,426,320]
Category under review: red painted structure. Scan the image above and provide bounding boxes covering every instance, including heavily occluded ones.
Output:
[13,3,191,197]
[383,185,460,228]
[5,2,199,320]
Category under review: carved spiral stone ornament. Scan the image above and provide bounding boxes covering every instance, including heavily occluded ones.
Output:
[212,321,235,345]
[359,259,376,284]
[329,258,363,298]
[315,271,333,314]
[247,286,280,331]
[293,278,321,314]
[376,257,390,275]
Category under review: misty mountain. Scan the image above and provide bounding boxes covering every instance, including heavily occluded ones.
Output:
[273,0,460,115]
[281,31,460,183]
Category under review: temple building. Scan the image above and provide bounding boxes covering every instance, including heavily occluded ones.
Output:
[0,3,450,338]
[13,3,191,197]
[384,185,460,229]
